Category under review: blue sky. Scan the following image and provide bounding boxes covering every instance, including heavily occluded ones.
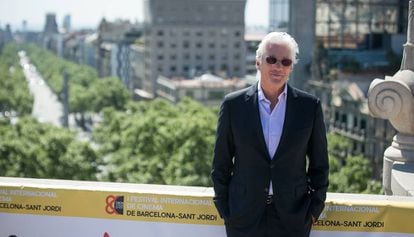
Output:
[0,0,268,31]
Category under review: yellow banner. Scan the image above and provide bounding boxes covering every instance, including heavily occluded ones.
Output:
[0,186,223,226]
[1,179,414,234]
[312,198,414,233]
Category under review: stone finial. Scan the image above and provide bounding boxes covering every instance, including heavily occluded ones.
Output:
[368,71,414,135]
[369,0,414,135]
[368,0,414,196]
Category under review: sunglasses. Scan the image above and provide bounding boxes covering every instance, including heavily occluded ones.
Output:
[265,56,293,67]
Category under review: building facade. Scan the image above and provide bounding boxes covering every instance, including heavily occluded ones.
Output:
[306,0,408,179]
[95,19,143,91]
[130,42,146,96]
[315,0,408,50]
[268,0,316,89]
[42,13,60,54]
[269,0,289,32]
[142,0,247,97]
[156,74,248,106]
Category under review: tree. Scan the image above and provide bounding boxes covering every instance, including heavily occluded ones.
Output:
[0,43,33,116]
[327,133,383,194]
[90,77,131,112]
[0,117,101,180]
[93,98,217,186]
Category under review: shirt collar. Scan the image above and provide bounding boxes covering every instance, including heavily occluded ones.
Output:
[258,80,287,102]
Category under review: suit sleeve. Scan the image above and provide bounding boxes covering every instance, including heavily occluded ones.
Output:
[307,99,329,220]
[211,99,235,219]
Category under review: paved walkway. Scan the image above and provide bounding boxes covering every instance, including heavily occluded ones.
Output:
[19,50,64,127]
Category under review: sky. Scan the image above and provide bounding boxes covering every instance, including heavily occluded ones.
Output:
[0,0,269,31]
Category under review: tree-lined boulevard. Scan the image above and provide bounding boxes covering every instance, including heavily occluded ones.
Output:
[0,43,382,193]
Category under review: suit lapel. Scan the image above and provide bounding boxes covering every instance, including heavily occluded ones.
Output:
[245,83,270,162]
[271,84,298,161]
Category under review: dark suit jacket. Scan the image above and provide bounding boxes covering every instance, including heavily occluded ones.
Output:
[211,83,329,235]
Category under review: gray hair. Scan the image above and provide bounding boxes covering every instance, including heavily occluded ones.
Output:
[256,32,299,64]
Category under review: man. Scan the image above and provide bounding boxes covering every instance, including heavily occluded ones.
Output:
[211,32,329,237]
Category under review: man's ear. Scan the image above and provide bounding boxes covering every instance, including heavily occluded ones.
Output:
[255,60,260,69]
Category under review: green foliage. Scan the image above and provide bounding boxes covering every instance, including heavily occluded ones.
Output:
[0,43,33,115]
[0,117,101,180]
[69,83,93,114]
[94,98,217,186]
[90,77,131,111]
[327,133,383,194]
[1,42,385,193]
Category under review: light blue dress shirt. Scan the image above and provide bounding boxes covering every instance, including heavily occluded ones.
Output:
[257,80,287,195]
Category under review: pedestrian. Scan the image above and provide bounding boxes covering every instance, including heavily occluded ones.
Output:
[211,31,329,237]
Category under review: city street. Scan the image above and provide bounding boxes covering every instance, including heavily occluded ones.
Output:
[18,50,93,143]
[19,50,64,127]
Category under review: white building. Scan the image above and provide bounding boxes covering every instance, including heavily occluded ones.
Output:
[156,74,247,105]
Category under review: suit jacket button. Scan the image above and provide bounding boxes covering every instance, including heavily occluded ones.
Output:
[270,164,275,169]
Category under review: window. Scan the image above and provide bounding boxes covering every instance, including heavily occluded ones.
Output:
[360,119,367,130]
[341,114,347,123]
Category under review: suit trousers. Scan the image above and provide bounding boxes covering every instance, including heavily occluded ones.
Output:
[225,202,312,237]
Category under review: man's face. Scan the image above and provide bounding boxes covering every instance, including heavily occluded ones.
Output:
[256,43,293,91]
